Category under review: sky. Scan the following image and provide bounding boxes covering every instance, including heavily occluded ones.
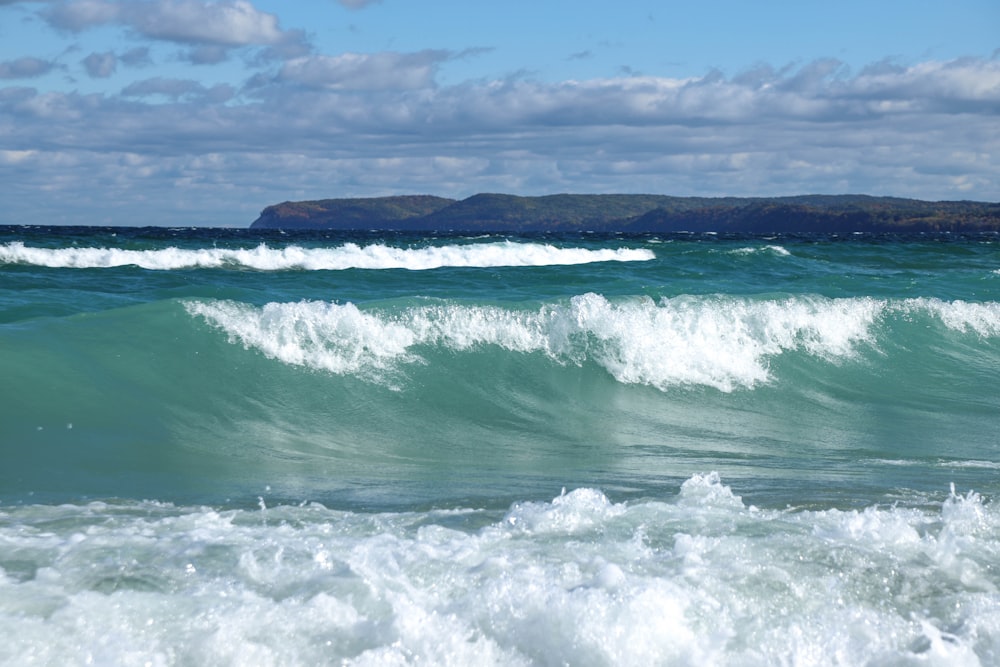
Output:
[0,0,998,227]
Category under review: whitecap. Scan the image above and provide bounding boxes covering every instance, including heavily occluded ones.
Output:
[0,241,654,271]
[185,293,884,391]
[903,297,1000,336]
[3,478,1000,665]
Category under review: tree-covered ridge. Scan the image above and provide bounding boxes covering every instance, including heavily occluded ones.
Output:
[250,194,1000,232]
[255,195,456,229]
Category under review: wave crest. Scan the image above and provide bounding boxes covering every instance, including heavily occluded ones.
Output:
[0,241,654,271]
[185,293,884,391]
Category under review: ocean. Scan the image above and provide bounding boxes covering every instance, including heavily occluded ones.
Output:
[2,226,999,665]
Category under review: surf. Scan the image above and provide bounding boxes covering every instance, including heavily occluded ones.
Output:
[0,474,996,666]
[5,227,1000,664]
[0,240,654,271]
[184,292,1000,392]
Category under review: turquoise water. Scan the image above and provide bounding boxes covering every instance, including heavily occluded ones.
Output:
[2,228,1000,664]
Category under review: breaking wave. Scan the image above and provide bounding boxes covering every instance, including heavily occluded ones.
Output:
[0,241,654,271]
[1,474,997,665]
[183,293,1000,392]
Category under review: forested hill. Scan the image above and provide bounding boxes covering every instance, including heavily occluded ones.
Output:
[250,193,1000,232]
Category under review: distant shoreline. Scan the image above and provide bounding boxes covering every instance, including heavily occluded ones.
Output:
[250,193,1000,233]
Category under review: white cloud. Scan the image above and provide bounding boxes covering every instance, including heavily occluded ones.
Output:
[121,76,234,102]
[183,45,230,65]
[45,0,308,50]
[129,0,287,46]
[7,55,1000,140]
[0,57,56,79]
[848,58,1000,108]
[119,47,152,67]
[277,50,451,91]
[0,149,37,164]
[81,51,116,78]
[0,54,998,226]
[45,0,121,31]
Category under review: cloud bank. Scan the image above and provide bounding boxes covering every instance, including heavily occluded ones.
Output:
[0,57,55,79]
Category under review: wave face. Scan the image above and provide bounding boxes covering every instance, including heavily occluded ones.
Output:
[3,227,1000,664]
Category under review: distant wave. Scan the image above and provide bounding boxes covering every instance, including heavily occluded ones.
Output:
[727,245,792,256]
[0,241,654,270]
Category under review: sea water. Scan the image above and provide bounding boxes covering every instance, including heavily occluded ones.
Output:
[1,227,999,665]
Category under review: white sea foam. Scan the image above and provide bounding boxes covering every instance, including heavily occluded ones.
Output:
[905,297,1000,336]
[186,293,882,391]
[186,299,421,383]
[185,294,1000,391]
[728,244,792,256]
[1,475,998,666]
[940,459,1000,470]
[0,241,654,270]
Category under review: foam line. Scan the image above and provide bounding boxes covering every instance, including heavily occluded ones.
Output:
[0,241,654,270]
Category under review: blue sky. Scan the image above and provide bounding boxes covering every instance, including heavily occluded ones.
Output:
[0,0,997,226]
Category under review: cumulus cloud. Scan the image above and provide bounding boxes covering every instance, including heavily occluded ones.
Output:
[847,57,1000,109]
[184,45,230,65]
[121,76,235,102]
[120,47,152,67]
[276,50,452,91]
[82,51,116,78]
[0,57,55,79]
[80,47,152,78]
[7,54,1000,140]
[45,0,309,53]
[1,53,998,226]
[132,0,289,46]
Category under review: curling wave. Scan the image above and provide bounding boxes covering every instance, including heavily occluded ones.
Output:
[185,294,1000,391]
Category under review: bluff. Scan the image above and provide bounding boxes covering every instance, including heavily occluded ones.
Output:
[250,193,1000,232]
[251,195,456,230]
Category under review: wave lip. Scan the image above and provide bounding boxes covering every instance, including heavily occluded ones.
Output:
[905,297,1000,336]
[185,294,1000,391]
[0,241,654,271]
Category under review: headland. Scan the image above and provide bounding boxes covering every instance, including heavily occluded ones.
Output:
[250,193,1000,232]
